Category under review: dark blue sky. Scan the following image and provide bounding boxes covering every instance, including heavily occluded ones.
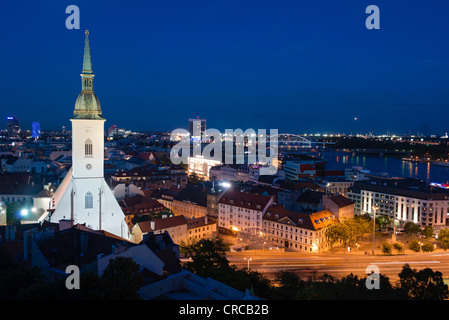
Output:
[1,0,449,135]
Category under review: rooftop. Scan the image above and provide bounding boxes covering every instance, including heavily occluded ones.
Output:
[263,205,338,231]
[218,189,272,211]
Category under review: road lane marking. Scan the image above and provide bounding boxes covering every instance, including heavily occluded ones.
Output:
[248,264,326,267]
[369,261,440,265]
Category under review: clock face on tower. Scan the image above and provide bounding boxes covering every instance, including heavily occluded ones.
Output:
[86,163,92,170]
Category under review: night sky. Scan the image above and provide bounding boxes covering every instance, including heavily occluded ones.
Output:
[1,0,449,135]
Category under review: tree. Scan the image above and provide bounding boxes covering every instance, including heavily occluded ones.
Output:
[398,264,449,300]
[100,257,144,300]
[409,240,421,252]
[343,217,371,246]
[421,243,434,253]
[376,216,391,230]
[324,223,348,251]
[393,242,404,254]
[404,222,420,236]
[437,229,449,250]
[381,242,392,255]
[183,238,274,299]
[421,226,433,239]
[325,217,371,250]
[188,172,204,183]
[183,238,231,277]
[274,271,303,300]
[5,201,25,225]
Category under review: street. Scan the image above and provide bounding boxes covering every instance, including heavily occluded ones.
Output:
[227,250,449,282]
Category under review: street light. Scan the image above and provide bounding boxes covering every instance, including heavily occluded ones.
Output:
[244,257,252,270]
[356,243,360,269]
[372,206,378,255]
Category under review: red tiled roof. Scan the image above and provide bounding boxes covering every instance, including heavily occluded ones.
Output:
[138,215,187,233]
[186,216,216,230]
[219,189,272,211]
[328,195,354,208]
[119,195,167,215]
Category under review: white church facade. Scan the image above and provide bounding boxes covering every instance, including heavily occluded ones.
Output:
[49,30,129,240]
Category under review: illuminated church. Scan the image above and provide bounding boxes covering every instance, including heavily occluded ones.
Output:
[49,31,128,239]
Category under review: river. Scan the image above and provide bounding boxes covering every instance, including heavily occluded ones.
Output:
[316,150,449,184]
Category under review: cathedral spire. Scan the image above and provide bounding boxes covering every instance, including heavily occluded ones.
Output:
[73,30,104,120]
[82,30,93,74]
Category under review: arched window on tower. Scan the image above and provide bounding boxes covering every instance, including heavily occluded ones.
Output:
[85,191,93,209]
[85,139,93,157]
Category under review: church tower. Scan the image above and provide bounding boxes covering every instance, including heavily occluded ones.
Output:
[50,31,128,240]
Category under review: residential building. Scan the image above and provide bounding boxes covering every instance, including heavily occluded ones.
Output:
[209,164,250,182]
[325,194,355,220]
[172,183,208,219]
[186,215,218,245]
[0,202,6,226]
[118,195,168,230]
[295,189,327,212]
[206,183,226,222]
[218,189,274,234]
[31,223,166,283]
[112,183,145,201]
[131,215,188,244]
[137,269,261,300]
[319,177,354,196]
[111,166,188,191]
[150,186,184,211]
[262,205,339,253]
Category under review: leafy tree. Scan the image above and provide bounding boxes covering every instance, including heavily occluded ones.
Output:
[343,217,371,246]
[421,243,434,253]
[100,256,144,300]
[188,172,204,183]
[290,271,398,300]
[183,238,274,299]
[381,242,392,255]
[0,263,43,300]
[325,223,347,251]
[397,264,449,300]
[5,201,25,225]
[376,216,391,230]
[409,240,421,252]
[404,221,420,236]
[325,217,371,249]
[393,242,404,254]
[421,226,434,239]
[183,237,230,276]
[437,229,449,250]
[274,271,303,300]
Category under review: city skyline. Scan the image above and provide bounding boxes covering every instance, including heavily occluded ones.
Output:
[1,1,449,135]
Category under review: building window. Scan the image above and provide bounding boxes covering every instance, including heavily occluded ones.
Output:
[85,191,93,209]
[85,139,93,157]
